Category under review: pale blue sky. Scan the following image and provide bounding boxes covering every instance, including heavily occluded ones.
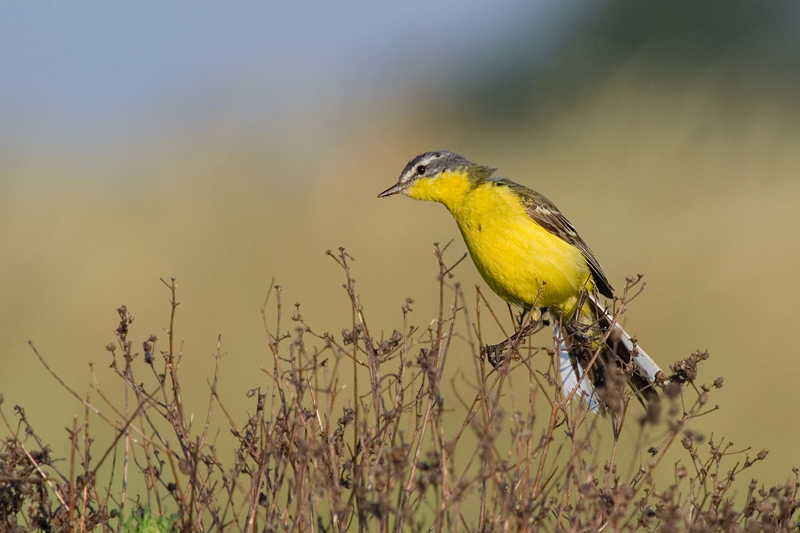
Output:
[0,2,580,147]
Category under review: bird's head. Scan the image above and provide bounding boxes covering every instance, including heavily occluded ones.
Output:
[378,151,495,205]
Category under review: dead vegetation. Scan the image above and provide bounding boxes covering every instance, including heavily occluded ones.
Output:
[1,245,797,532]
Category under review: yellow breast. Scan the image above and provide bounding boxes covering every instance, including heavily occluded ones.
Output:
[408,174,591,315]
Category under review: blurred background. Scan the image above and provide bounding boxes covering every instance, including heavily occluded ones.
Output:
[2,0,799,498]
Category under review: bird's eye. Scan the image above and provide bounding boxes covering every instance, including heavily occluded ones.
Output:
[415,165,426,175]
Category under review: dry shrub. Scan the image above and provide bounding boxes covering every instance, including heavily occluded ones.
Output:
[1,245,797,532]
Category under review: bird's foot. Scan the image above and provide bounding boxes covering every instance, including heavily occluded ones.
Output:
[481,318,543,369]
[482,341,511,368]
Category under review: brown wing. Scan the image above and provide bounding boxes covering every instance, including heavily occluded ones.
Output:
[496,179,614,298]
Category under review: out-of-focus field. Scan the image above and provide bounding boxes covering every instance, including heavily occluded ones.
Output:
[2,7,800,509]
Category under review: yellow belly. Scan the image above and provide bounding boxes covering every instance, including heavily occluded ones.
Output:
[450,184,591,315]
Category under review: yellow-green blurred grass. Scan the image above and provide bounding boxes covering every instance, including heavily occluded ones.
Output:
[1,64,799,501]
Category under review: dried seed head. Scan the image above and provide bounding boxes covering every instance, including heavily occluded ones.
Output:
[665,381,681,399]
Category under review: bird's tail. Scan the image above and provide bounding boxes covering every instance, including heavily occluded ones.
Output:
[554,294,663,416]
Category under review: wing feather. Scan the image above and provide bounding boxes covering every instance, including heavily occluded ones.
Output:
[494,179,614,298]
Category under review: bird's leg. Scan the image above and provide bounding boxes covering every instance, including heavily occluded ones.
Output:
[514,306,526,328]
[482,308,545,368]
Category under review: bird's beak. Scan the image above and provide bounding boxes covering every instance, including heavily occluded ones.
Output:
[377,181,406,198]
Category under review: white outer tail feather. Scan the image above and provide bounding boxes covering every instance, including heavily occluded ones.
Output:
[554,323,602,413]
[555,299,663,414]
[619,324,661,382]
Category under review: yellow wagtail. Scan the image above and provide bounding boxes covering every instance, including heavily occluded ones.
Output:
[378,151,663,415]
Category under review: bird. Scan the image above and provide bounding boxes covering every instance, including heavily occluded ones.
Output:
[378,150,663,417]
